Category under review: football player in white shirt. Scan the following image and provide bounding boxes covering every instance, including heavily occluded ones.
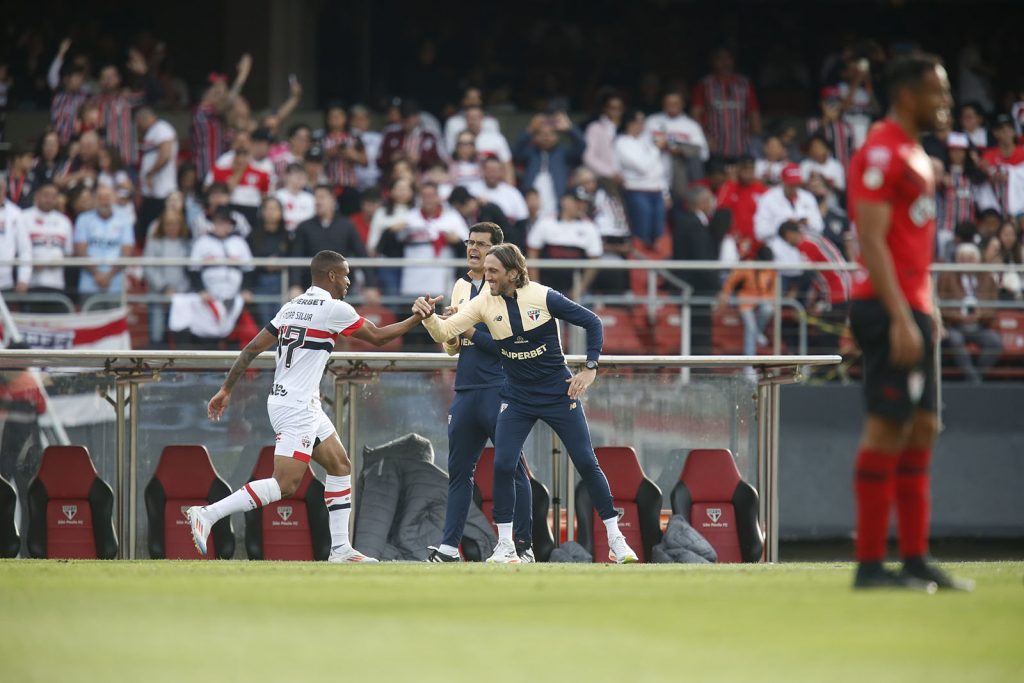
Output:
[188,250,426,563]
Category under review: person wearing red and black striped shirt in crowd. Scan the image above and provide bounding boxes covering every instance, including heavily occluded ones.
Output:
[95,58,148,166]
[808,87,854,171]
[378,100,441,176]
[935,133,977,257]
[980,114,1024,216]
[50,65,89,147]
[319,106,367,214]
[691,48,762,161]
[846,54,972,592]
[191,54,252,180]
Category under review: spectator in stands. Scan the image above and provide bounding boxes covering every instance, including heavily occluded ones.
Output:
[468,157,527,223]
[574,168,632,294]
[30,131,65,192]
[990,222,1023,299]
[143,208,190,347]
[718,245,776,358]
[716,155,767,260]
[289,185,373,295]
[778,220,850,312]
[191,55,251,180]
[448,185,510,239]
[755,135,789,186]
[177,162,204,229]
[273,163,315,233]
[527,188,603,296]
[511,188,541,251]
[73,185,134,300]
[837,57,879,148]
[303,144,328,188]
[349,104,382,192]
[0,175,32,294]
[754,163,823,284]
[97,145,135,219]
[975,208,1004,243]
[248,196,289,325]
[22,182,72,310]
[57,129,101,191]
[808,86,854,171]
[443,86,501,152]
[645,89,709,199]
[672,185,724,354]
[806,174,853,261]
[938,242,1003,383]
[691,47,762,160]
[461,105,513,183]
[448,130,483,188]
[935,133,979,257]
[270,123,311,183]
[136,106,179,246]
[800,134,846,196]
[206,131,272,228]
[95,60,148,165]
[50,55,88,146]
[348,187,381,247]
[615,109,668,246]
[513,113,585,219]
[368,177,414,295]
[959,101,991,149]
[6,145,37,209]
[378,100,442,175]
[398,182,467,296]
[318,109,366,214]
[981,114,1024,216]
[584,92,625,181]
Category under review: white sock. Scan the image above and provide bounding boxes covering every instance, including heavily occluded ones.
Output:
[324,474,352,548]
[497,522,513,543]
[603,516,622,540]
[438,544,459,557]
[203,478,282,522]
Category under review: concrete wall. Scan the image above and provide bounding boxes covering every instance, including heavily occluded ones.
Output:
[779,384,1024,540]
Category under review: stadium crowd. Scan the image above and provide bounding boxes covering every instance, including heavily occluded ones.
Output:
[1,31,1023,377]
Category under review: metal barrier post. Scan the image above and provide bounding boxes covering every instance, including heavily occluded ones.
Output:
[680,295,691,384]
[772,271,783,355]
[115,382,126,559]
[128,381,140,560]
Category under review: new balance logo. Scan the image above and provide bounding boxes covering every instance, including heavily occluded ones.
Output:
[494,315,503,322]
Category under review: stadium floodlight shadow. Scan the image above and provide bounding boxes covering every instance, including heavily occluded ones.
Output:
[244,446,331,561]
[26,445,118,559]
[670,448,764,563]
[472,447,556,562]
[575,447,663,562]
[145,445,234,559]
[0,474,20,557]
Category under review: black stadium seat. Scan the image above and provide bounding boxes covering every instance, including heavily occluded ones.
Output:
[575,447,662,562]
[27,446,118,559]
[1,474,20,558]
[472,447,556,562]
[145,445,234,559]
[244,446,331,561]
[670,448,763,563]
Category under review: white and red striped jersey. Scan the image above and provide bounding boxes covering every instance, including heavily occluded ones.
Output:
[0,201,32,290]
[266,286,365,408]
[206,151,274,207]
[22,207,73,290]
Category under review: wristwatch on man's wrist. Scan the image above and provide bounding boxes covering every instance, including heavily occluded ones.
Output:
[585,360,599,371]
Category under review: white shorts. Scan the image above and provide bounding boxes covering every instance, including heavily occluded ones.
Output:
[267,402,337,463]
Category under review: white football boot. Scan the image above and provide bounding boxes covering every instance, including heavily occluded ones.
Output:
[608,534,639,564]
[328,545,379,563]
[485,539,521,564]
[185,506,212,556]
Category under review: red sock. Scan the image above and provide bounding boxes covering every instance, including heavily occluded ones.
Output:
[854,448,898,562]
[896,448,931,559]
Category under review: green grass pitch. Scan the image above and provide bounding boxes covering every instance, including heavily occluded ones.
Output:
[1,561,1021,682]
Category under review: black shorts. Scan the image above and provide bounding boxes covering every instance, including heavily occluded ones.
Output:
[849,299,937,421]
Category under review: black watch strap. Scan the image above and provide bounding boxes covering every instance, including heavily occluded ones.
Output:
[585,360,599,370]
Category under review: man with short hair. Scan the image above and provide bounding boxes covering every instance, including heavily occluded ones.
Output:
[95,60,147,165]
[349,104,383,192]
[691,48,762,160]
[526,189,602,296]
[444,87,502,152]
[847,53,972,591]
[397,182,467,296]
[136,106,179,245]
[468,157,528,222]
[427,222,535,563]
[716,155,767,259]
[413,244,638,563]
[378,100,442,174]
[206,131,272,228]
[448,186,509,237]
[937,242,1002,383]
[22,182,73,304]
[73,185,135,297]
[460,105,514,183]
[513,113,585,219]
[0,175,32,294]
[981,114,1024,217]
[274,163,316,233]
[190,250,427,563]
[290,185,372,294]
[753,163,823,277]
[50,63,89,146]
[191,55,252,179]
[645,90,709,199]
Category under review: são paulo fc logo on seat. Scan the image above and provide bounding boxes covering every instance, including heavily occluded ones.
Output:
[527,308,541,322]
[706,508,722,523]
[277,506,293,522]
[63,505,77,521]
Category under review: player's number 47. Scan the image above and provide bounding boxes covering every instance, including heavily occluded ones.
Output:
[278,325,307,368]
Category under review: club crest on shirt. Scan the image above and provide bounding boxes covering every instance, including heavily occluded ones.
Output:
[527,308,541,322]
[863,167,884,190]
[866,146,891,168]
[909,196,936,227]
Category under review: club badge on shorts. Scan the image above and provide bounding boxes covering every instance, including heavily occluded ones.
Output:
[908,370,924,403]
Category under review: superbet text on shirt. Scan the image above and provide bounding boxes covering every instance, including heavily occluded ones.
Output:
[848,119,937,314]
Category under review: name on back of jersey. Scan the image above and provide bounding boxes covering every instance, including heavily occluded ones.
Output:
[281,310,314,321]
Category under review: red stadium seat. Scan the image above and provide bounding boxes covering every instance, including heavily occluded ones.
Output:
[592,306,644,355]
[995,310,1024,359]
[144,445,234,559]
[472,447,556,562]
[26,446,118,559]
[670,448,763,563]
[574,447,662,562]
[712,307,745,355]
[341,305,401,351]
[1,474,21,558]
[244,446,331,561]
[650,306,683,356]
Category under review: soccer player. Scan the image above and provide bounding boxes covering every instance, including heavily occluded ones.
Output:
[187,250,425,563]
[412,244,639,564]
[847,54,972,591]
[426,222,535,563]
